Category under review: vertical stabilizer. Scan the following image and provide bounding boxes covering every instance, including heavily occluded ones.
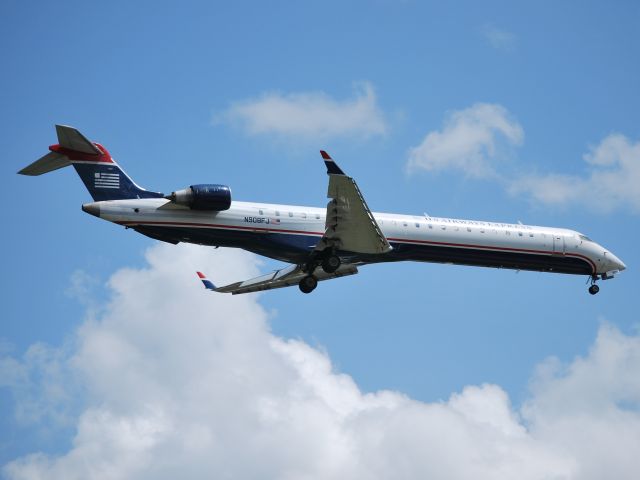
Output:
[18,125,163,201]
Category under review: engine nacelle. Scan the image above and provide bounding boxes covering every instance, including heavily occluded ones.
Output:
[165,184,231,211]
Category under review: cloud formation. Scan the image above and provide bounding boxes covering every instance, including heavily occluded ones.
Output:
[215,82,387,141]
[509,134,640,213]
[2,244,640,479]
[481,25,517,52]
[407,103,524,178]
[408,102,640,214]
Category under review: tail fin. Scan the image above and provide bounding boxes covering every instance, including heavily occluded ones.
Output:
[18,125,163,201]
[196,272,216,290]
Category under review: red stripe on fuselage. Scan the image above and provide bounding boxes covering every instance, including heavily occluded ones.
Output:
[387,236,597,273]
[117,220,321,236]
[118,220,597,273]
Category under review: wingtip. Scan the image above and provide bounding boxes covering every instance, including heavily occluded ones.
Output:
[322,151,345,175]
[196,271,216,290]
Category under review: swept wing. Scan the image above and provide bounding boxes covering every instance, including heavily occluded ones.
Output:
[315,151,392,255]
[197,264,358,295]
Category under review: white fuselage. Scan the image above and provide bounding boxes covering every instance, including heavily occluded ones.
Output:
[84,198,626,278]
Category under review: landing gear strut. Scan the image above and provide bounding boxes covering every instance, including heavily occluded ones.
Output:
[299,275,318,294]
[588,275,600,295]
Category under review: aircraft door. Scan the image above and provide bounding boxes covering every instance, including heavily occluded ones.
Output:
[553,234,565,255]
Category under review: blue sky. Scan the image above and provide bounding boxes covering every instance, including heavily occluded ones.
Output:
[1,1,640,477]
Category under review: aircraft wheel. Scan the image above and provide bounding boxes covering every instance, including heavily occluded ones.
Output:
[321,255,341,273]
[588,284,600,295]
[299,275,318,294]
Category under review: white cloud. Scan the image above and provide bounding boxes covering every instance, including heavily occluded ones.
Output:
[481,25,517,52]
[215,82,387,141]
[3,244,640,479]
[522,324,640,479]
[509,134,640,213]
[407,103,524,178]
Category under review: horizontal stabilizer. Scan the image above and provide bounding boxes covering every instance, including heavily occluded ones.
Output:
[18,124,101,176]
[18,151,71,176]
[55,124,101,155]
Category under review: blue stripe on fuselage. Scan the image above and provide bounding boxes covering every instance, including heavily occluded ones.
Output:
[131,223,593,275]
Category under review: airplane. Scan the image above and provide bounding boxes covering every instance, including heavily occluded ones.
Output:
[19,125,626,295]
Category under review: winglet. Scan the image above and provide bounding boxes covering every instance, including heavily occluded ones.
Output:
[320,150,345,175]
[196,271,216,290]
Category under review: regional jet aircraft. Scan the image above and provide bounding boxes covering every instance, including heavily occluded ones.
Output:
[19,125,626,295]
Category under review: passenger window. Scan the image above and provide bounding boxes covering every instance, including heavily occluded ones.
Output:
[506,231,511,236]
[415,223,420,228]
[288,212,293,217]
[403,222,408,227]
[259,209,263,215]
[441,225,446,230]
[302,213,307,219]
[429,224,433,229]
[480,229,485,233]
[518,232,523,237]
[467,227,471,232]
[275,211,280,216]
[315,214,320,219]
[529,233,534,237]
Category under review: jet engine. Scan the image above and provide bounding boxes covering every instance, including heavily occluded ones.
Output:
[165,184,231,211]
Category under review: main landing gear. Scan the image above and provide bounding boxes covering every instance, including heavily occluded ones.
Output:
[588,275,600,295]
[298,252,341,294]
[321,254,341,273]
[299,275,318,294]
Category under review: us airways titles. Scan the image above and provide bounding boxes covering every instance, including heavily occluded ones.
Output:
[423,217,534,229]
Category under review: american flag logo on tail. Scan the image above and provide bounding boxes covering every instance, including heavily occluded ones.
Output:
[94,172,120,189]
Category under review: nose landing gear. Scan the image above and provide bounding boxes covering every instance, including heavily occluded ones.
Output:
[588,275,600,295]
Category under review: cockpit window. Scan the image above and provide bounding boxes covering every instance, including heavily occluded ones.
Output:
[579,234,592,242]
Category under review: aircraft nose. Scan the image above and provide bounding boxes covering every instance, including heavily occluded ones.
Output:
[81,202,101,218]
[607,252,626,272]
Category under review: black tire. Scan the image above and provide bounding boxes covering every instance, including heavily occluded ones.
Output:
[588,284,600,295]
[299,275,318,294]
[321,255,341,273]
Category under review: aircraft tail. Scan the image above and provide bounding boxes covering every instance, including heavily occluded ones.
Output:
[18,125,163,201]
